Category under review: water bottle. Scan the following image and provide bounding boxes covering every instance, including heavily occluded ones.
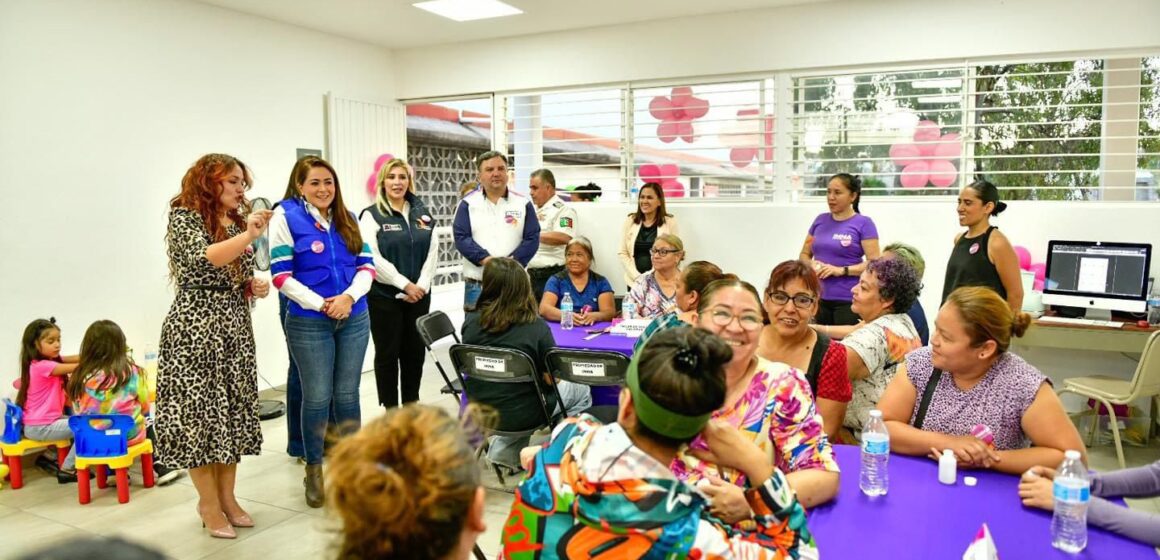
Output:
[561,293,574,330]
[143,343,159,405]
[1147,294,1160,326]
[860,409,890,496]
[622,299,636,320]
[1051,450,1091,553]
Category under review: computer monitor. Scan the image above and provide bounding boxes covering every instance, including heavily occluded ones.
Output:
[1042,240,1152,319]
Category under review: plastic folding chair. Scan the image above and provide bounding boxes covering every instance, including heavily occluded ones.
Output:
[449,344,563,485]
[416,311,465,398]
[545,348,629,424]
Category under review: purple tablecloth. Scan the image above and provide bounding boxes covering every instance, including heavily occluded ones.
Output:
[809,445,1156,559]
[548,321,636,357]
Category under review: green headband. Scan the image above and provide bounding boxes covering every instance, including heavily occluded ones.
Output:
[625,343,712,440]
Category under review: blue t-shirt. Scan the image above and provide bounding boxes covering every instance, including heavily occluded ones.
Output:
[808,213,878,301]
[544,271,613,312]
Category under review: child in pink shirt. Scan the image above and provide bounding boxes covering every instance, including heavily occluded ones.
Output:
[17,318,80,482]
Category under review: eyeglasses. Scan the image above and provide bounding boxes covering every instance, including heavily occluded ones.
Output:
[767,291,817,310]
[708,308,764,331]
[650,248,680,256]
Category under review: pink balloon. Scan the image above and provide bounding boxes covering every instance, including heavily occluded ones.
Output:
[933,133,962,160]
[899,161,930,189]
[639,164,661,181]
[914,120,941,143]
[731,147,755,168]
[889,143,922,167]
[373,153,395,171]
[657,121,679,143]
[662,179,685,198]
[1013,246,1032,270]
[682,97,709,120]
[670,86,693,104]
[1033,279,1045,291]
[649,96,674,121]
[1030,263,1046,283]
[928,160,957,188]
[676,121,695,143]
[366,173,378,197]
[658,164,680,180]
[917,142,937,158]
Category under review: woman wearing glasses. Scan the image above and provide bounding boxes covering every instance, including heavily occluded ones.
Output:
[672,278,840,516]
[625,233,684,319]
[757,260,851,442]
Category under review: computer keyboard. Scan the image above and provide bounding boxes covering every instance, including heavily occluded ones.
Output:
[1037,316,1124,328]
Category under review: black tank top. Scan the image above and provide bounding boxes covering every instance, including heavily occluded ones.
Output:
[942,226,1007,303]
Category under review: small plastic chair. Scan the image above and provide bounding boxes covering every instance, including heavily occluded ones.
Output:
[545,348,630,424]
[1,399,71,489]
[69,415,155,504]
[416,311,466,398]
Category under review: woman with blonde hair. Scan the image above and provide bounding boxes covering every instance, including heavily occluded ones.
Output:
[878,286,1085,474]
[327,404,487,559]
[625,232,685,319]
[358,158,439,409]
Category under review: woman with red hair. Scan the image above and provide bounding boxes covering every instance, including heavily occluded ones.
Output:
[156,154,273,539]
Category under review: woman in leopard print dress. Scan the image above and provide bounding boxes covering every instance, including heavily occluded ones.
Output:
[157,154,274,539]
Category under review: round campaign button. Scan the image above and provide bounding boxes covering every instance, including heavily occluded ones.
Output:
[311,240,325,254]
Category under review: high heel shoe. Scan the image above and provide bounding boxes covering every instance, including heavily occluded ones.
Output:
[224,513,254,528]
[198,510,237,539]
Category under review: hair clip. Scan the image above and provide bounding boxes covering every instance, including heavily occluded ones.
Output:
[673,346,699,371]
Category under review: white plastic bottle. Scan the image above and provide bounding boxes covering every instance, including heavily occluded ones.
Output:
[561,293,574,331]
[622,298,636,321]
[860,409,890,496]
[1051,450,1091,553]
[938,449,957,485]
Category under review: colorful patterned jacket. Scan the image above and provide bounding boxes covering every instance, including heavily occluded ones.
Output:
[500,415,818,559]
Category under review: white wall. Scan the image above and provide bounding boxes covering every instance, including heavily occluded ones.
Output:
[393,0,1160,98]
[0,0,395,393]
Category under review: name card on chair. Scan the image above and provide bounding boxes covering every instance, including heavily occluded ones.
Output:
[571,361,606,377]
[474,356,506,373]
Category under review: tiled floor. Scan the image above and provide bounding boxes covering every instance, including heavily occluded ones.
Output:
[3,358,1159,559]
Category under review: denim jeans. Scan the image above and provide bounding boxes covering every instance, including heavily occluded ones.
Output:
[284,309,370,465]
[281,296,338,458]
[487,380,591,469]
[24,418,76,471]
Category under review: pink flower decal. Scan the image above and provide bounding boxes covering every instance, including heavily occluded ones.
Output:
[888,120,961,189]
[648,87,710,144]
[638,163,685,199]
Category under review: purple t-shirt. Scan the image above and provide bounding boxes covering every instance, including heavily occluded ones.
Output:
[808,213,878,301]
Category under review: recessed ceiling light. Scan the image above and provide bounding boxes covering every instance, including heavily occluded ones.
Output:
[413,0,522,22]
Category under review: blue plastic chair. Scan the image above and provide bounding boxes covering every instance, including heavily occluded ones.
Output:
[0,399,71,489]
[69,415,154,504]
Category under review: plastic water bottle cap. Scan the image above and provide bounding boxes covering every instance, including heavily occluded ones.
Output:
[942,449,954,458]
[869,409,883,418]
[1064,450,1081,460]
[964,476,978,487]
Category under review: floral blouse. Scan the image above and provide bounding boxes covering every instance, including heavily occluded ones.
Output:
[626,270,677,319]
[72,366,151,446]
[672,358,840,488]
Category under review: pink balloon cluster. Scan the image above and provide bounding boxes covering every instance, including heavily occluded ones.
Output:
[1013,245,1046,291]
[725,109,774,169]
[365,153,397,198]
[638,163,685,198]
[888,120,962,189]
[649,87,710,144]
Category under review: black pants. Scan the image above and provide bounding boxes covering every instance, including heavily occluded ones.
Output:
[367,292,431,408]
[528,265,564,303]
[817,299,860,326]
